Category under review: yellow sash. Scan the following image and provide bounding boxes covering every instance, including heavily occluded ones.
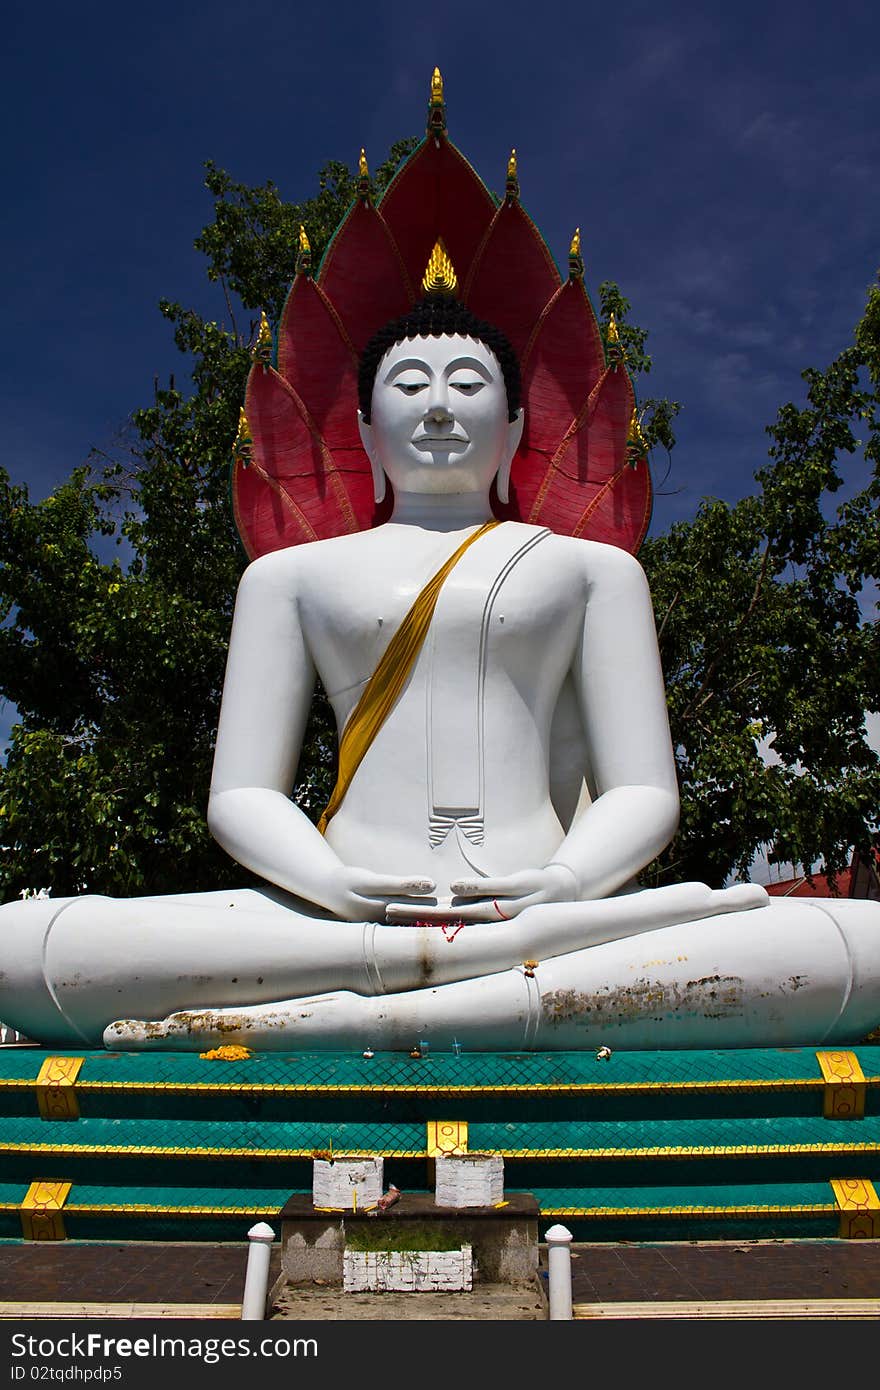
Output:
[317,520,500,834]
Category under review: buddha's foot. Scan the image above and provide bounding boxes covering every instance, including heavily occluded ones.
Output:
[104,998,347,1051]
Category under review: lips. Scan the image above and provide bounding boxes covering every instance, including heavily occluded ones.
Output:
[411,433,469,450]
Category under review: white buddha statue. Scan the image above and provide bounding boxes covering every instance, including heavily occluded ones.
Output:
[1,288,878,1052]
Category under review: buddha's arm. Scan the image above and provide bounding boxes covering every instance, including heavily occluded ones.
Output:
[208,552,433,920]
[544,543,680,899]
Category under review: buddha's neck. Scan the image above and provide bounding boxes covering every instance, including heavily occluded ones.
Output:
[389,491,495,532]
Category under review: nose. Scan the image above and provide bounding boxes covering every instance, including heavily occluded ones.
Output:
[425,379,452,422]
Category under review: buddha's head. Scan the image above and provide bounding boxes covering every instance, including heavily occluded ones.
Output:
[357,295,524,507]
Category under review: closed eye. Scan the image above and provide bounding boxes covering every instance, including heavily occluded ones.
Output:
[450,380,484,395]
[394,382,428,395]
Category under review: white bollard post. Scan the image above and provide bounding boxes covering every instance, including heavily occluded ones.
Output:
[544,1223,573,1320]
[241,1222,275,1320]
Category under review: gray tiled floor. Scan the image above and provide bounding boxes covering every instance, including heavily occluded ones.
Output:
[1,1239,879,1308]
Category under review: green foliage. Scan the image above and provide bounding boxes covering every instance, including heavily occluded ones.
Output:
[344,1224,462,1252]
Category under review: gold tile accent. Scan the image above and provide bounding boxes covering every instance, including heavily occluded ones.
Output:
[20,1180,72,1240]
[817,1050,866,1118]
[35,1056,83,1120]
[831,1178,880,1238]
[426,1120,468,1156]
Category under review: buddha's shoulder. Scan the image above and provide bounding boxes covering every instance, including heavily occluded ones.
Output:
[239,530,379,584]
[529,527,648,581]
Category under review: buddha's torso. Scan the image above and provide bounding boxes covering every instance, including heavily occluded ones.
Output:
[291,521,593,894]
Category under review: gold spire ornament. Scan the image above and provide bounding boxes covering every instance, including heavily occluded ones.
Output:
[568,227,583,280]
[506,148,519,202]
[627,408,649,461]
[233,407,252,466]
[606,312,625,363]
[254,310,273,367]
[421,239,458,298]
[427,66,447,134]
[357,147,371,201]
[296,224,312,275]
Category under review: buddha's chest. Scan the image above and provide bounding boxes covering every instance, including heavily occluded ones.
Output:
[300,533,582,704]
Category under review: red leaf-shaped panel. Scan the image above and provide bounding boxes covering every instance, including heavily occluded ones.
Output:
[504,362,650,552]
[520,278,607,457]
[233,364,376,558]
[572,455,652,552]
[277,274,361,450]
[379,135,497,295]
[569,363,650,550]
[464,200,561,359]
[316,199,413,355]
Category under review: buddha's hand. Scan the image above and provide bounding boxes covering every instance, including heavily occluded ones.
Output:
[323,866,437,922]
[384,864,578,924]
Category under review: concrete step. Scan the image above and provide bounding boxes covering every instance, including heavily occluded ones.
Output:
[0,1301,241,1319]
[574,1297,880,1319]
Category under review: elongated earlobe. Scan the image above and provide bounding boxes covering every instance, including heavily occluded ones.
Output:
[495,409,524,505]
[358,412,387,505]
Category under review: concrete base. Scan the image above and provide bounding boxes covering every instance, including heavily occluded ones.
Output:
[278,1192,539,1286]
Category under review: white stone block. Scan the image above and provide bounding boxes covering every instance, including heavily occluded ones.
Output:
[434,1153,504,1207]
[342,1245,472,1292]
[312,1156,383,1210]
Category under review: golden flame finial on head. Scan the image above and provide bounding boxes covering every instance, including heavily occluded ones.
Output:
[427,66,447,134]
[505,147,519,202]
[421,240,458,298]
[254,310,273,366]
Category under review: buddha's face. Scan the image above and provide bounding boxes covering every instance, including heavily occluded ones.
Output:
[358,334,523,500]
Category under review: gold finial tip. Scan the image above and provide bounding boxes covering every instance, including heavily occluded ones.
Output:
[431,66,444,100]
[298,224,310,253]
[569,227,581,256]
[255,309,273,357]
[358,147,369,176]
[628,408,648,453]
[421,238,458,298]
[607,312,620,344]
[507,148,518,177]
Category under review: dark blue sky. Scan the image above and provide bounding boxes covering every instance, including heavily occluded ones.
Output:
[4,0,877,537]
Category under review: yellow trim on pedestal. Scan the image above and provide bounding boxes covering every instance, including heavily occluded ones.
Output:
[831,1177,880,1238]
[817,1050,866,1118]
[426,1121,468,1156]
[21,1181,72,1240]
[36,1056,83,1120]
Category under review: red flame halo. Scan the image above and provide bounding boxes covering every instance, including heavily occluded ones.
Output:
[232,130,652,558]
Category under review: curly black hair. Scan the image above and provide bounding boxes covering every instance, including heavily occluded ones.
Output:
[358,298,522,423]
